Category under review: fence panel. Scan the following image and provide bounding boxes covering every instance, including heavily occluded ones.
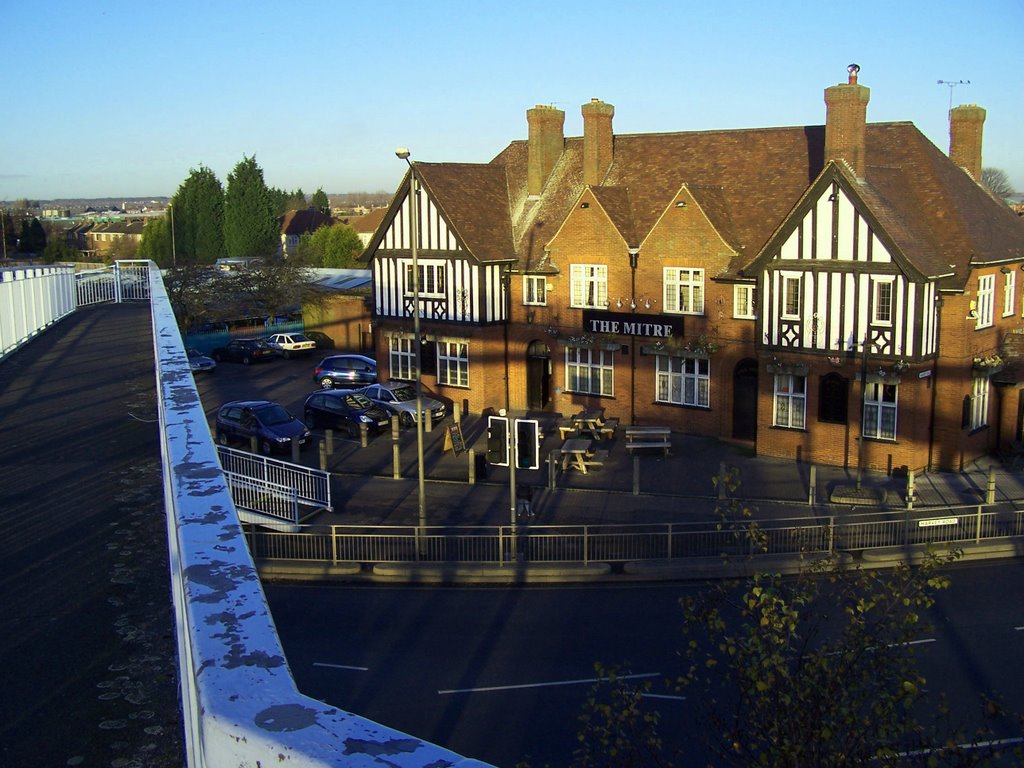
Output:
[217,444,331,512]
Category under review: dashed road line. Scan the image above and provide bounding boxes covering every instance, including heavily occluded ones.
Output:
[439,672,660,695]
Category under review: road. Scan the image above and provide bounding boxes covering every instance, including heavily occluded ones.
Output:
[265,560,1024,767]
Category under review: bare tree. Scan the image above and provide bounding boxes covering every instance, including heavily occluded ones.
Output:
[982,167,1014,201]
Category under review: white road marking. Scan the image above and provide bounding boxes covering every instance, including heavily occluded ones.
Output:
[439,672,660,695]
[641,693,686,701]
[313,662,368,671]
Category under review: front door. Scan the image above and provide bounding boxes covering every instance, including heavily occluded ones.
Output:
[526,341,552,410]
[733,358,758,440]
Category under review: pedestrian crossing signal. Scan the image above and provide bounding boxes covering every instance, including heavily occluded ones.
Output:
[515,419,541,470]
[487,415,509,466]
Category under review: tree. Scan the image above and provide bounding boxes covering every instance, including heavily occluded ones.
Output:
[294,222,364,268]
[171,165,225,265]
[17,217,46,253]
[224,155,279,260]
[137,216,173,267]
[269,187,307,217]
[107,234,140,263]
[311,187,330,216]
[41,239,80,264]
[982,167,1014,201]
[574,471,1022,767]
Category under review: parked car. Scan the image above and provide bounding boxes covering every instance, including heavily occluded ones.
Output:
[312,354,377,389]
[303,390,391,437]
[357,381,446,427]
[215,400,310,455]
[304,330,335,349]
[186,348,216,373]
[211,338,277,365]
[266,332,317,359]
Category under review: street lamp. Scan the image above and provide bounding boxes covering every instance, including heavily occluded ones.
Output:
[395,148,427,534]
[628,247,640,425]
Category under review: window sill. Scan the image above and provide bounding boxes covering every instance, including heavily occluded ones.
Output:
[654,401,711,410]
[769,425,808,433]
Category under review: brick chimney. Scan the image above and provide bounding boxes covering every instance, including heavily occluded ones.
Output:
[949,104,986,182]
[824,64,871,179]
[582,98,614,187]
[527,104,565,197]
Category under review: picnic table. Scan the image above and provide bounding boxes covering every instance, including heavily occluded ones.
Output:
[559,437,608,474]
[624,425,671,455]
[572,409,619,441]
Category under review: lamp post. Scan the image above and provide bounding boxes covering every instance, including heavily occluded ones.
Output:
[628,247,640,425]
[395,148,427,534]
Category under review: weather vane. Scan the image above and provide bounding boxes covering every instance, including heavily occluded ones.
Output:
[937,79,970,110]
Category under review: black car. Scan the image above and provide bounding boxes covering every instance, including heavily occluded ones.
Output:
[215,400,310,454]
[211,338,277,365]
[303,390,392,437]
[312,354,377,389]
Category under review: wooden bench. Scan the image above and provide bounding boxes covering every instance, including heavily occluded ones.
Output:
[557,418,579,439]
[624,426,671,455]
[583,449,609,470]
[596,417,619,440]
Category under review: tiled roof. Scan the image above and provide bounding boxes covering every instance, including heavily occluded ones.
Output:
[421,115,1024,282]
[347,207,387,234]
[280,208,333,236]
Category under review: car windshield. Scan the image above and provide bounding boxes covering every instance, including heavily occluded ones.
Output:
[389,386,416,402]
[344,394,373,409]
[291,334,311,342]
[254,404,293,426]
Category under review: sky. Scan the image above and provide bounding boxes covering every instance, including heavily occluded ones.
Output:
[2,0,1022,201]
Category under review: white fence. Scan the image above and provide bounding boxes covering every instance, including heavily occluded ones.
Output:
[76,260,151,306]
[0,265,76,360]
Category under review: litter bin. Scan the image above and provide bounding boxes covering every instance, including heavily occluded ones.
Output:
[474,452,488,480]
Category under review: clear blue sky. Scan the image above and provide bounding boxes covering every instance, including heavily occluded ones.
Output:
[3,0,1021,201]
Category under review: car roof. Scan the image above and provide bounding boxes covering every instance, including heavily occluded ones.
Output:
[380,380,414,390]
[322,353,375,364]
[220,399,276,409]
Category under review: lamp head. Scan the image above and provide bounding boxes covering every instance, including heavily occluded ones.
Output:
[395,147,411,160]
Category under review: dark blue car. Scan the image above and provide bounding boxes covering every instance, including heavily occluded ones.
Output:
[215,400,310,455]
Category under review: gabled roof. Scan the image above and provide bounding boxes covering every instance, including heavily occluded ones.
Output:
[346,207,387,234]
[280,208,333,236]
[400,114,1024,284]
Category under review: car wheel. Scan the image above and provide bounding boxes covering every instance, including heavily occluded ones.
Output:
[242,356,251,365]
[304,412,317,429]
[319,377,334,389]
[400,411,415,428]
[216,431,229,446]
[259,439,273,455]
[283,350,291,359]
[347,421,359,439]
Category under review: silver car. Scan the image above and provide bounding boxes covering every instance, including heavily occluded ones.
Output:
[357,381,446,427]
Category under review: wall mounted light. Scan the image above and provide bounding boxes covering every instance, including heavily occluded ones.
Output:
[580,202,590,209]
[675,201,687,208]
[1000,266,1012,274]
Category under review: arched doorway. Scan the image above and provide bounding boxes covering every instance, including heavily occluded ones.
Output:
[526,341,552,410]
[733,358,758,440]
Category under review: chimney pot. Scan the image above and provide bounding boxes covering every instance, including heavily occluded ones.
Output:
[527,104,565,196]
[582,98,615,187]
[949,104,986,182]
[824,66,870,179]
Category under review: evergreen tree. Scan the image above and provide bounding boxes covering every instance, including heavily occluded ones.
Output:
[224,156,279,259]
[171,165,224,265]
[138,216,173,267]
[295,223,364,267]
[17,217,46,253]
[311,188,330,216]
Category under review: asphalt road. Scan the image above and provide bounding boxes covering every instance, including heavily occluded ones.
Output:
[265,560,1024,768]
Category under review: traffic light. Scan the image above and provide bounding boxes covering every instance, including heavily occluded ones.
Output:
[515,419,541,470]
[487,415,509,466]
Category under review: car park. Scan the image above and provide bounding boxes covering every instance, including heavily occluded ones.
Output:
[266,332,317,358]
[357,381,446,427]
[215,400,310,454]
[211,338,277,365]
[312,354,377,389]
[303,390,391,437]
[186,348,216,373]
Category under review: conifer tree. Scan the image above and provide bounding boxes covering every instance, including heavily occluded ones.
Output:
[170,165,224,265]
[224,155,278,259]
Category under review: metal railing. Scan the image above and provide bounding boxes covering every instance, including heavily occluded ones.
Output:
[0,264,76,359]
[244,505,1024,567]
[216,444,332,516]
[76,260,151,306]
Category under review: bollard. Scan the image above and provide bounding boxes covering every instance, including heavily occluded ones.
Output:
[360,422,368,448]
[808,465,816,506]
[290,436,300,463]
[391,414,400,439]
[906,469,915,510]
[549,450,560,490]
[454,400,461,425]
[391,415,401,479]
[468,448,476,484]
[325,428,334,456]
[632,455,640,496]
[319,441,327,471]
[987,466,996,505]
[250,435,259,454]
[425,408,433,433]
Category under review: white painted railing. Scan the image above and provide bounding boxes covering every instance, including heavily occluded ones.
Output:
[147,263,490,767]
[217,444,332,513]
[0,264,76,359]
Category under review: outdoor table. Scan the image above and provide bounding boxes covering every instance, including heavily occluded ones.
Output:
[572,409,617,440]
[561,437,595,473]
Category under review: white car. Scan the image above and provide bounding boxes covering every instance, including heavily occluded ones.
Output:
[265,332,317,359]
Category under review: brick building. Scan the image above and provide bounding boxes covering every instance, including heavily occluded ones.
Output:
[363,66,1024,472]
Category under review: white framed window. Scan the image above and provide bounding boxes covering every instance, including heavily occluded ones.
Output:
[523,275,547,306]
[664,267,704,314]
[565,346,614,396]
[773,374,806,429]
[388,335,415,380]
[976,274,995,328]
[782,274,802,320]
[570,264,607,309]
[733,284,757,319]
[436,340,469,387]
[970,376,989,430]
[1004,270,1016,317]
[404,260,446,298]
[863,382,898,440]
[655,356,710,407]
[872,278,894,325]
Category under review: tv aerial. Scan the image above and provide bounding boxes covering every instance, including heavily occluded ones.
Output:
[937,79,970,110]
